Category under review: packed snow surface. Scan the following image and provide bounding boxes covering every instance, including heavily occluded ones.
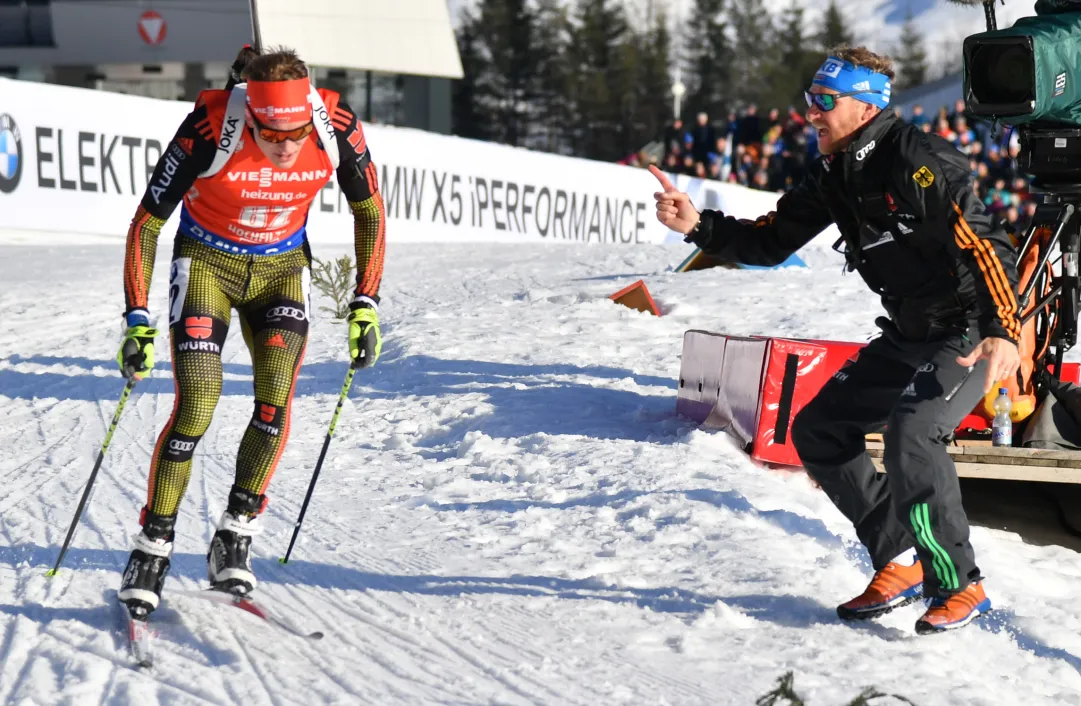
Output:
[1,231,1079,705]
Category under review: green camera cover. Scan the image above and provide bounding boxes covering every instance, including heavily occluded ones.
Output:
[963,11,1081,125]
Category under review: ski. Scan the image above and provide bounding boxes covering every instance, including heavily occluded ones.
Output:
[176,589,324,640]
[114,592,155,669]
[126,613,154,669]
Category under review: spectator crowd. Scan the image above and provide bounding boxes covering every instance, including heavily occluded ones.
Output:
[623,98,1039,237]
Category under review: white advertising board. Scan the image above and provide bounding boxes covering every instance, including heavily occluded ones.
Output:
[0,78,798,249]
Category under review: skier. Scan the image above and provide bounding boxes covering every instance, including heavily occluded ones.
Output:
[115,46,386,619]
[651,46,1021,633]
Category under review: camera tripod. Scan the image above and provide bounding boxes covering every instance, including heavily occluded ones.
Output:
[1014,184,1081,387]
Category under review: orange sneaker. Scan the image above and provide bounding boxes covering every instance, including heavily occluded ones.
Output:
[915,581,991,634]
[837,560,924,621]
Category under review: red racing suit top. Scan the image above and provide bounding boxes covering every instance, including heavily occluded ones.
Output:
[123,85,386,322]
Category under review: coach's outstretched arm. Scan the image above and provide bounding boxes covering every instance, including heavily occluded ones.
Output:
[649,164,832,267]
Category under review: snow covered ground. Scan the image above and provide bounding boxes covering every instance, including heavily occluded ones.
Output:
[1,230,1080,705]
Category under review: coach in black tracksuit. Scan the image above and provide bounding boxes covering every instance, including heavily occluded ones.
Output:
[650,50,1021,603]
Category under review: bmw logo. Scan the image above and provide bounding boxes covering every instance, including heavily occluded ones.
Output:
[0,113,22,194]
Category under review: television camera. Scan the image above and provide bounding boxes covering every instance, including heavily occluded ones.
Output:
[955,0,1081,387]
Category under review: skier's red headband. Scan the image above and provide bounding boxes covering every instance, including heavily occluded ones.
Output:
[246,78,312,122]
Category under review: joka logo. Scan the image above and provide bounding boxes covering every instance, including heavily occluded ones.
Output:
[219,116,239,153]
[185,316,213,339]
[0,114,23,194]
[314,103,334,140]
[259,404,277,423]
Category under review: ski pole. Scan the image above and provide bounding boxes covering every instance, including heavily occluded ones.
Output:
[248,0,263,53]
[47,378,137,576]
[280,363,358,564]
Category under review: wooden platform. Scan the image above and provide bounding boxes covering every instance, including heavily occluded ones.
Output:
[865,439,1081,484]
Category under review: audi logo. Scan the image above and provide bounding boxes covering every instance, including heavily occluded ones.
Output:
[266,306,306,322]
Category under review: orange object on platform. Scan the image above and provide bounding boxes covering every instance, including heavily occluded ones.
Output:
[609,280,661,316]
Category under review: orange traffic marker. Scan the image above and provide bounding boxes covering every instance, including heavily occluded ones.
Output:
[609,279,661,317]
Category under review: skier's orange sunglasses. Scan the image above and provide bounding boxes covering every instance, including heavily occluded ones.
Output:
[250,113,315,144]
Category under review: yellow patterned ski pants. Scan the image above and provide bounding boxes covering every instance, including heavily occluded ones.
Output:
[146,237,311,517]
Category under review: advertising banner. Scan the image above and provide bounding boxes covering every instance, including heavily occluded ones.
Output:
[0,78,810,251]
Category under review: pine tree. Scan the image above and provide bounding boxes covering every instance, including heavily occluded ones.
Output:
[729,0,776,107]
[817,0,853,52]
[472,0,539,146]
[451,8,491,140]
[895,6,928,90]
[531,0,573,153]
[767,0,818,110]
[682,0,732,125]
[629,0,673,155]
[566,0,631,160]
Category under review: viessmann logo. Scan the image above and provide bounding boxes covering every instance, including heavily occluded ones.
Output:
[227,168,329,188]
[0,113,23,194]
[252,105,308,119]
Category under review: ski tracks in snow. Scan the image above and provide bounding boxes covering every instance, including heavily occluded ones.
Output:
[1,243,1081,704]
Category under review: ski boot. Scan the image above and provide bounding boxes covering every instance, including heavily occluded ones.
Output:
[207,486,266,595]
[118,512,176,619]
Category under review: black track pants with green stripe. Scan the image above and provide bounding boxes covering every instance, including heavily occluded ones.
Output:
[790,321,988,598]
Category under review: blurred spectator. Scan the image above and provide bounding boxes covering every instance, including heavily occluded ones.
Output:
[948,98,968,125]
[957,130,975,156]
[767,107,782,132]
[664,118,686,155]
[954,116,975,144]
[935,117,957,143]
[735,104,764,159]
[910,104,931,129]
[690,112,716,165]
[708,136,732,182]
[985,144,1009,182]
[662,152,680,174]
[1016,201,1038,235]
[1004,205,1020,231]
[985,178,1010,214]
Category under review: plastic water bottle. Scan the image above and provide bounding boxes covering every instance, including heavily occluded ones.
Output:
[992,388,1012,447]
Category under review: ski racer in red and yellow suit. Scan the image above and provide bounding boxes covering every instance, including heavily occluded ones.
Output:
[116,48,385,617]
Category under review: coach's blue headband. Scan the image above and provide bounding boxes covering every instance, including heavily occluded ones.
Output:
[811,56,892,110]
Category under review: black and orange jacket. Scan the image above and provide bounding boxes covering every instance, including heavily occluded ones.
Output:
[123,88,385,318]
[691,109,1021,343]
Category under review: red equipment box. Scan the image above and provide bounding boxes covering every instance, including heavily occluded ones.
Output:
[675,330,1081,467]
